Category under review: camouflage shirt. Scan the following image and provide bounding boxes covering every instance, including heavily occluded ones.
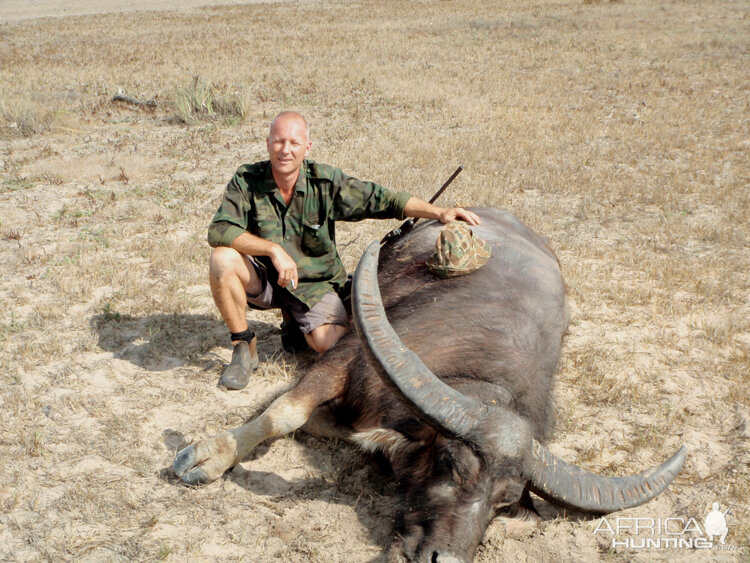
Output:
[208,159,412,308]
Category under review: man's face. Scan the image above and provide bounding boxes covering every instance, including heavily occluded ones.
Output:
[266,116,311,178]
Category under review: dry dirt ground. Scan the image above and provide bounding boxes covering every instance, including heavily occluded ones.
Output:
[1,0,748,561]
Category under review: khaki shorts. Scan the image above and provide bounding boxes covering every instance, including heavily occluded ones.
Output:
[246,258,349,334]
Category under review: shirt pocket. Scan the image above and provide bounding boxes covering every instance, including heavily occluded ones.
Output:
[301,218,331,257]
[252,202,281,242]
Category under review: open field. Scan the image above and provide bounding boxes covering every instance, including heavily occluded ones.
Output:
[1,0,748,560]
[0,0,293,23]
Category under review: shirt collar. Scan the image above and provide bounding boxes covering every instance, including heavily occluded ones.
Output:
[258,162,277,193]
[293,160,308,194]
[258,160,308,195]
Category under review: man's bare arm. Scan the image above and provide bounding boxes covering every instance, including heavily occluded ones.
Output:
[230,232,298,289]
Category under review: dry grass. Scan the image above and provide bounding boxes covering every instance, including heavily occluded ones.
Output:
[0,83,61,137]
[1,0,748,561]
[173,76,251,125]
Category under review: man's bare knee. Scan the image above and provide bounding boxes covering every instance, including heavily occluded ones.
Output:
[209,246,245,279]
[305,324,349,354]
[209,247,262,296]
[305,335,329,354]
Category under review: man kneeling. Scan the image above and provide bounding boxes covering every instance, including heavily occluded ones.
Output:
[208,111,480,390]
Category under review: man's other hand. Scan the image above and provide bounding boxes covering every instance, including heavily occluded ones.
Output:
[270,245,298,289]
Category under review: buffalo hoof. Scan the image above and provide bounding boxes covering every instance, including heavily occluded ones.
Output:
[172,431,238,485]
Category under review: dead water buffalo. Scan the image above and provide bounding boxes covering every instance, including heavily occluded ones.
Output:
[173,207,686,562]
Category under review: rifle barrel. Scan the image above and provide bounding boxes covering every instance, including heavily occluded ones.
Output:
[723,500,736,516]
[380,166,464,244]
[428,166,463,204]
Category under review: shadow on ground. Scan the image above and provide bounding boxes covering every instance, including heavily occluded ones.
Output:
[188,433,398,561]
[158,406,397,559]
[91,312,281,371]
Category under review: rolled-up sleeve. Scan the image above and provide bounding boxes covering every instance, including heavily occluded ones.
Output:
[331,169,412,222]
[207,170,253,247]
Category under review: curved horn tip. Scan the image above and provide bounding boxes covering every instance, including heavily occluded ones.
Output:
[662,445,688,475]
[365,241,380,257]
[527,443,689,514]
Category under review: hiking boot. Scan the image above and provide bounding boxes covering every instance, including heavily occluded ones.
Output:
[219,339,259,390]
[280,309,308,353]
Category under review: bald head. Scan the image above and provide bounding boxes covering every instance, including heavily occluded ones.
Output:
[269,111,310,140]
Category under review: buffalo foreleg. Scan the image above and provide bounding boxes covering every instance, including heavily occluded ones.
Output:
[173,368,346,485]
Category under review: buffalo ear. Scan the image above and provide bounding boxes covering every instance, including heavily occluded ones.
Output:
[489,478,526,508]
[352,427,424,461]
[386,418,431,442]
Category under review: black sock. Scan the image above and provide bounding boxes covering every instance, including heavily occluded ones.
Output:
[230,328,255,343]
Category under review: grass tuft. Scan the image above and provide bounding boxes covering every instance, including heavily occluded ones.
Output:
[0,86,58,138]
[173,76,250,125]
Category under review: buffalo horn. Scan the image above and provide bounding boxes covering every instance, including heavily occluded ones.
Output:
[525,440,687,513]
[352,241,488,441]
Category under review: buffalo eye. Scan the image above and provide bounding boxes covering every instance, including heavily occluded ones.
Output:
[435,448,455,477]
[436,444,477,485]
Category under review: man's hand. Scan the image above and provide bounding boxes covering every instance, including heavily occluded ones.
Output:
[270,245,298,289]
[403,198,482,226]
[438,207,481,226]
[229,232,299,289]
